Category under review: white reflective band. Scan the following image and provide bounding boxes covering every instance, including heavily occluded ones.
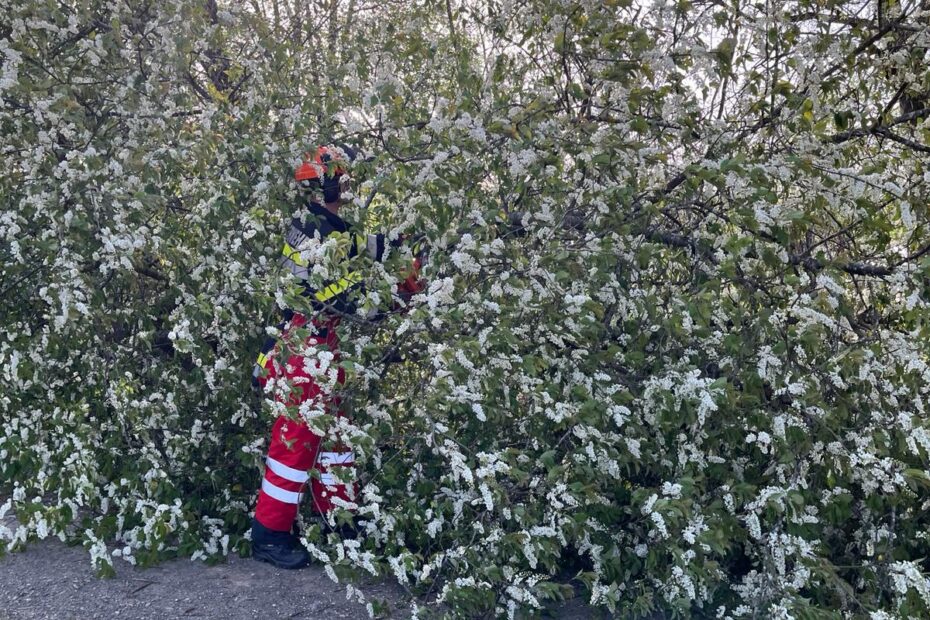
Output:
[367,234,379,260]
[261,478,303,504]
[318,473,345,487]
[285,226,309,249]
[319,451,354,466]
[282,257,309,280]
[266,456,310,484]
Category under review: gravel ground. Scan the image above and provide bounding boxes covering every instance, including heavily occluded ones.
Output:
[0,535,599,620]
[0,536,408,620]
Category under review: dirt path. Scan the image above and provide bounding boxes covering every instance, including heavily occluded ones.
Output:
[0,536,410,620]
[0,537,602,619]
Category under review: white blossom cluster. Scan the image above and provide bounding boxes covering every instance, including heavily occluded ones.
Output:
[3,0,930,618]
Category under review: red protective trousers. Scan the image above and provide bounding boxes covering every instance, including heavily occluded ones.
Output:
[253,313,358,532]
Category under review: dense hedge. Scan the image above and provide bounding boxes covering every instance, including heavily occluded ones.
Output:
[3,1,930,617]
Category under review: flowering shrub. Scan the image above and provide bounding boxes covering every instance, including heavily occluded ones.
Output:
[3,0,930,617]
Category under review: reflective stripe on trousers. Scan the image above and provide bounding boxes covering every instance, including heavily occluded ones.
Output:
[252,319,358,532]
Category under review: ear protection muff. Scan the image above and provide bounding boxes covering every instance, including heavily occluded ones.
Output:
[320,151,343,203]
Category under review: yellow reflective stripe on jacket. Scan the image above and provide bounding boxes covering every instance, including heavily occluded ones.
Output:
[282,242,309,267]
[314,272,362,303]
[280,238,362,302]
[256,352,268,367]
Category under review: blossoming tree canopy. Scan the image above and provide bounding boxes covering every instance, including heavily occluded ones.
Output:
[2,0,930,617]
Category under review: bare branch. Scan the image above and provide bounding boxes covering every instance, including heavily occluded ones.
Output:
[876,128,930,154]
[830,107,930,144]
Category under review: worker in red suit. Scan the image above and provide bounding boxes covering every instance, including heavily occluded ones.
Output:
[250,144,424,569]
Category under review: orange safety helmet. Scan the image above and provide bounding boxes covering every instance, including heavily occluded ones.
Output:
[295,144,357,203]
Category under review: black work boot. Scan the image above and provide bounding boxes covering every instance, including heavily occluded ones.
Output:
[251,518,311,570]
